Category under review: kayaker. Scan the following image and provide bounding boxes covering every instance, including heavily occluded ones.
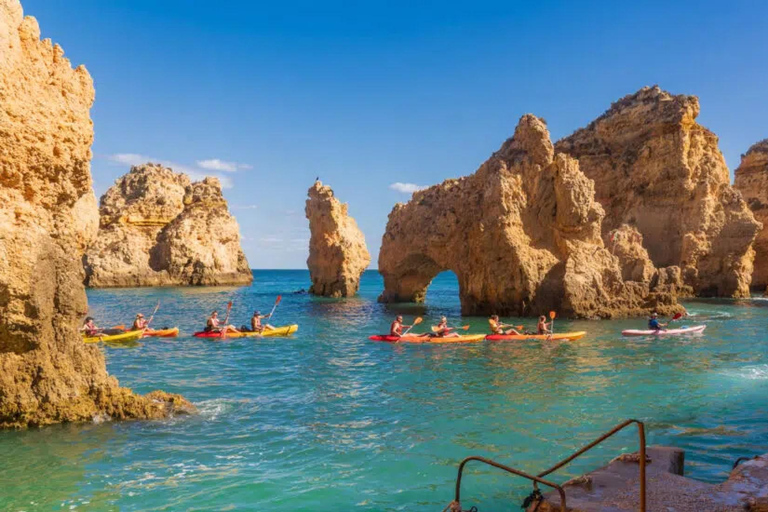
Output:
[432,316,460,338]
[206,311,239,334]
[537,315,552,335]
[132,313,148,331]
[489,315,521,335]
[390,315,412,337]
[648,312,667,331]
[250,311,274,333]
[80,317,100,337]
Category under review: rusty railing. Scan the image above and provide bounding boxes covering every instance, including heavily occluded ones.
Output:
[448,419,646,512]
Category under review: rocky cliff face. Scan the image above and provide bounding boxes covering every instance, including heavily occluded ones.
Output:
[0,0,192,428]
[305,181,370,297]
[378,115,683,318]
[556,86,760,297]
[84,165,252,287]
[734,139,768,290]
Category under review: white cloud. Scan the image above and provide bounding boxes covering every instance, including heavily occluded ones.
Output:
[196,159,252,172]
[104,153,234,189]
[232,204,258,210]
[390,182,427,194]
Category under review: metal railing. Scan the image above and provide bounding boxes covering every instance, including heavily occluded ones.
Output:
[447,419,646,512]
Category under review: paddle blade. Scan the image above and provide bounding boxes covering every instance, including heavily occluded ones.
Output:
[413,317,423,325]
[226,301,233,312]
[515,325,524,330]
[549,311,556,320]
[672,312,683,320]
[111,325,125,330]
[460,325,470,330]
[275,295,282,305]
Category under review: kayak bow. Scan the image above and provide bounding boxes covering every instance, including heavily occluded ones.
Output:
[83,330,143,344]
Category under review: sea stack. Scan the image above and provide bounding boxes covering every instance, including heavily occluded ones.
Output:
[378,115,683,318]
[84,164,253,287]
[305,181,370,297]
[556,86,760,297]
[734,139,768,291]
[0,0,192,427]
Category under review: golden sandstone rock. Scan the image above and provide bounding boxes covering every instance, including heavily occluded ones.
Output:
[378,115,682,318]
[0,0,192,428]
[734,139,768,291]
[305,181,370,297]
[84,164,252,287]
[556,86,760,298]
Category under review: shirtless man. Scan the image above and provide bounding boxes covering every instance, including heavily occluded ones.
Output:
[537,315,552,335]
[251,311,274,333]
[206,311,238,334]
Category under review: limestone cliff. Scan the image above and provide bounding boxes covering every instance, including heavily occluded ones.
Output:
[305,181,370,297]
[734,139,768,291]
[556,86,760,297]
[378,115,683,318]
[84,165,252,287]
[0,0,192,428]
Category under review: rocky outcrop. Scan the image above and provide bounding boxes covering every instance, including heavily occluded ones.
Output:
[0,0,192,428]
[378,115,683,318]
[84,164,252,287]
[734,139,768,291]
[305,181,370,297]
[556,86,760,297]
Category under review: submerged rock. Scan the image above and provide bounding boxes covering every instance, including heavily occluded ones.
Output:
[734,139,768,291]
[305,181,370,297]
[0,0,193,428]
[556,86,760,298]
[378,115,683,318]
[84,164,252,287]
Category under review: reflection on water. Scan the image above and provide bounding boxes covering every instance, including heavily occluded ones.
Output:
[1,270,768,511]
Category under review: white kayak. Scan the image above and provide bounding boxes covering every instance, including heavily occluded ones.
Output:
[622,325,706,337]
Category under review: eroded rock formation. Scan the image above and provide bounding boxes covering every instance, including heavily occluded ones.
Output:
[305,181,370,297]
[734,139,768,291]
[0,0,192,428]
[378,115,683,318]
[84,164,252,287]
[556,86,760,297]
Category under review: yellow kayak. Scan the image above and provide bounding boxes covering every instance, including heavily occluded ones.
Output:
[83,330,143,344]
[193,324,299,338]
[485,331,587,341]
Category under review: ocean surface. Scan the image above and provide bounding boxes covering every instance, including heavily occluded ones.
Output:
[2,269,768,511]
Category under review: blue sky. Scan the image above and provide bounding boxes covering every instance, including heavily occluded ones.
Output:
[24,0,768,268]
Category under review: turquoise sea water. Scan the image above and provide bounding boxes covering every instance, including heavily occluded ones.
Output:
[2,269,768,511]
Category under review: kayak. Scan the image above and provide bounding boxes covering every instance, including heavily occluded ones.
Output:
[622,325,706,337]
[83,330,143,344]
[142,327,179,338]
[192,324,299,338]
[369,334,486,344]
[486,331,587,342]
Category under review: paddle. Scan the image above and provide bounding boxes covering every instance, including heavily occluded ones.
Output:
[431,324,470,332]
[110,325,126,331]
[268,295,282,322]
[221,301,233,339]
[549,311,557,334]
[146,301,161,328]
[670,312,684,322]
[402,317,422,336]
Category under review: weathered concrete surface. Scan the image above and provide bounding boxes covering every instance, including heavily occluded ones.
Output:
[530,446,768,511]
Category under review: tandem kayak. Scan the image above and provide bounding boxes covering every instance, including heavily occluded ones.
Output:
[485,331,587,342]
[621,325,706,337]
[83,330,143,344]
[142,327,179,338]
[369,334,486,344]
[192,325,299,338]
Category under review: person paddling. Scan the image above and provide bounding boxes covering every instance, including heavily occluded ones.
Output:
[648,312,667,331]
[489,315,521,335]
[390,315,413,337]
[432,316,460,338]
[206,310,239,334]
[132,313,148,331]
[250,310,274,333]
[80,317,101,337]
[537,315,552,335]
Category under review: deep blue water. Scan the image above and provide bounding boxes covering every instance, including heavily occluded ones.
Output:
[1,270,768,511]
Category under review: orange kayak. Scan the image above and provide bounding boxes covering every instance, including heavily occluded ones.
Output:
[369,334,485,344]
[142,327,179,338]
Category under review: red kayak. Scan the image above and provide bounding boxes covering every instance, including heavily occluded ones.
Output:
[369,334,485,344]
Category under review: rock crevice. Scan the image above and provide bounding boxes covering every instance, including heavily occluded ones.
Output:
[84,164,253,288]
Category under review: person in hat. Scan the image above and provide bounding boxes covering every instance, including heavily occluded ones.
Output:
[132,313,148,331]
[648,312,666,331]
[250,310,274,333]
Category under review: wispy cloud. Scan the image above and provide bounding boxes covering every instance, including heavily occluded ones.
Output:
[390,182,427,194]
[196,159,252,172]
[105,153,234,189]
[232,204,258,210]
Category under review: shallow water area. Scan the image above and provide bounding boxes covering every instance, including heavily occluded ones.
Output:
[2,270,768,511]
